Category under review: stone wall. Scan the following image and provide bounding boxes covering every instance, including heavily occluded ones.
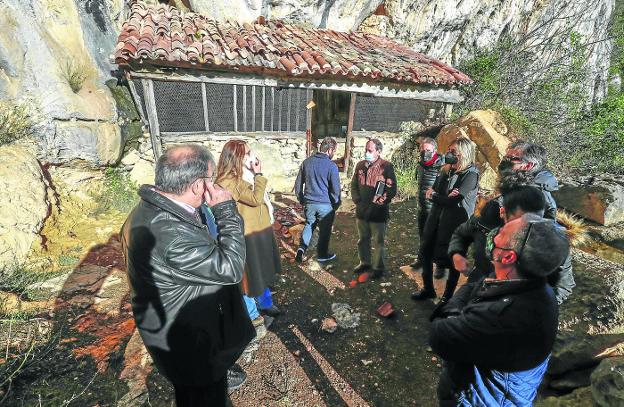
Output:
[127,129,419,195]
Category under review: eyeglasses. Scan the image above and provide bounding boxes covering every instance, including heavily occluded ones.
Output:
[197,175,216,183]
[486,222,535,263]
[505,155,524,162]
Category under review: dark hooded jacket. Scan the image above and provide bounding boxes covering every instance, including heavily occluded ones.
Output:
[120,186,255,386]
[430,277,558,406]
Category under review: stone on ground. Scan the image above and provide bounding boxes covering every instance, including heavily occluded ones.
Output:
[591,356,624,406]
[554,176,624,226]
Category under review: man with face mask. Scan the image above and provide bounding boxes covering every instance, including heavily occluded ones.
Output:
[497,141,559,220]
[430,214,569,406]
[294,137,341,263]
[351,138,397,278]
[410,137,445,269]
[121,144,254,406]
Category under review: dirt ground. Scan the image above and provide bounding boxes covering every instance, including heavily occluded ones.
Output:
[1,198,456,406]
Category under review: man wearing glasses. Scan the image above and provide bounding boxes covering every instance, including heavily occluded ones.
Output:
[121,144,254,406]
[429,213,569,406]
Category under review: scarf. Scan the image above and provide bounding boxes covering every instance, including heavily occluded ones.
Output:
[242,167,275,224]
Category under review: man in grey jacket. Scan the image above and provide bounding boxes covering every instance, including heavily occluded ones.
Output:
[121,144,254,407]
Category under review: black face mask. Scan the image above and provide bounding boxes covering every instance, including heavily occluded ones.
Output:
[420,151,434,162]
[497,158,515,176]
[444,152,458,165]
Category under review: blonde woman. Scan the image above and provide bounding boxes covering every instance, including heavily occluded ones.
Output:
[412,137,479,303]
[216,140,281,325]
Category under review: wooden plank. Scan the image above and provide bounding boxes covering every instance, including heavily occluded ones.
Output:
[251,85,256,132]
[262,86,266,131]
[129,71,463,102]
[126,72,147,124]
[201,82,210,131]
[345,93,356,174]
[233,84,238,132]
[141,78,163,159]
[242,85,247,132]
[306,89,313,157]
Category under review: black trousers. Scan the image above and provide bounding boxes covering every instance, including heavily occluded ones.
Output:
[173,377,227,407]
[420,229,460,299]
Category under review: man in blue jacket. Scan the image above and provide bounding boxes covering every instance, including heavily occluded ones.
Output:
[294,137,341,263]
[430,213,569,406]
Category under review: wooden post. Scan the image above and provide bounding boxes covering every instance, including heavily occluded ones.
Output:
[345,93,356,174]
[201,82,210,131]
[306,89,313,157]
[142,79,163,159]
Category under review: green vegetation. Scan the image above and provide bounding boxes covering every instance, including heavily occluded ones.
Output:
[95,167,139,215]
[0,264,65,305]
[457,13,624,176]
[393,154,419,200]
[0,101,32,146]
[61,60,90,93]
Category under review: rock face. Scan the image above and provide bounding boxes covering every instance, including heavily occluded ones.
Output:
[0,0,124,166]
[591,356,624,407]
[437,110,510,191]
[188,0,613,103]
[0,145,49,270]
[554,177,624,226]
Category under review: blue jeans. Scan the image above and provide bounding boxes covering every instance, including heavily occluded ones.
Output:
[243,295,260,319]
[299,203,335,258]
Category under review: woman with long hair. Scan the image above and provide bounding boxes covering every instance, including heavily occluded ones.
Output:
[216,140,281,326]
[412,137,479,303]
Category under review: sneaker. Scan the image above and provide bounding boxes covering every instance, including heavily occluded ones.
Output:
[317,253,337,262]
[370,269,384,279]
[295,248,304,263]
[353,263,371,274]
[411,289,436,301]
[227,365,247,391]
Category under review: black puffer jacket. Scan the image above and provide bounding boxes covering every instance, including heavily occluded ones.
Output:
[417,154,444,213]
[120,186,255,386]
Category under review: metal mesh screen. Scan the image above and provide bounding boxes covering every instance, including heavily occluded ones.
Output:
[353,96,433,132]
[153,80,205,133]
[205,83,235,132]
[132,79,310,134]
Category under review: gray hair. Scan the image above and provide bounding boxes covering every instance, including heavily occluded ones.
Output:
[155,144,215,195]
[319,137,337,153]
[368,138,383,152]
[419,137,437,150]
[509,140,547,173]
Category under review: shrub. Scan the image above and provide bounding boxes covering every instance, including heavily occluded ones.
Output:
[61,60,90,93]
[95,167,139,214]
[0,264,64,304]
[0,102,32,146]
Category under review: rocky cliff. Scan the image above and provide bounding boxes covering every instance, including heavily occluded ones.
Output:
[0,0,615,167]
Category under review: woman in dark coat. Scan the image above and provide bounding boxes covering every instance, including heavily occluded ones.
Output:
[216,140,282,325]
[412,137,479,303]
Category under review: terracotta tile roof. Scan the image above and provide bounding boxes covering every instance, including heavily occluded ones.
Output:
[113,1,472,87]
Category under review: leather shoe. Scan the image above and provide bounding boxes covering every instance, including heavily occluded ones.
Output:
[260,305,281,317]
[295,248,304,263]
[227,365,247,391]
[411,289,436,301]
[410,259,422,269]
[353,263,371,274]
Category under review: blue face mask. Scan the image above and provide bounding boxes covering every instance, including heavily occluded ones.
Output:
[365,152,375,162]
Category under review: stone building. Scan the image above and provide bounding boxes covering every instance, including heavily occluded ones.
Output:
[112,0,471,191]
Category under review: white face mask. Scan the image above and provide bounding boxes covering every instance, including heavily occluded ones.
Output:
[245,152,256,170]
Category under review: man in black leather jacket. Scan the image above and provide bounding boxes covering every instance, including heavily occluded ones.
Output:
[121,144,254,406]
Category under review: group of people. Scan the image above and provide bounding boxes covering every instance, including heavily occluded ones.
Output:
[120,133,574,406]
